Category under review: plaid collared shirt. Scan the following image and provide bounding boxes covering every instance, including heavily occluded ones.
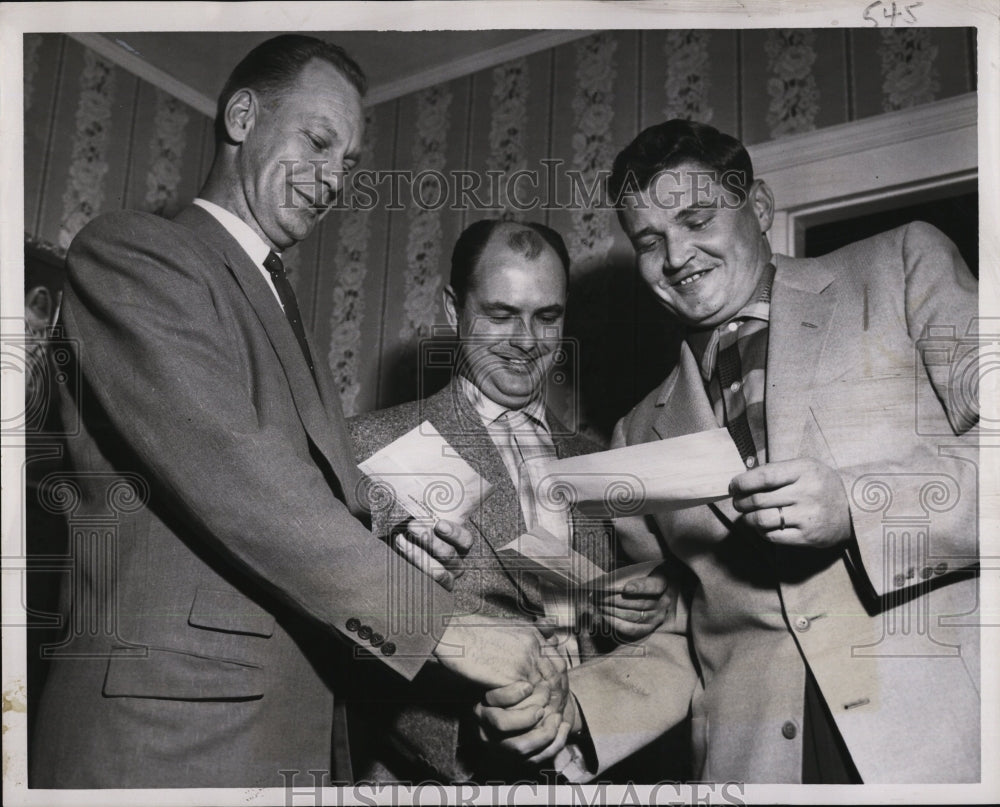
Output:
[687,263,775,468]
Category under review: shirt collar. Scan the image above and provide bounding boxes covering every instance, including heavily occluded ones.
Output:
[458,375,549,432]
[193,198,275,269]
[687,262,775,382]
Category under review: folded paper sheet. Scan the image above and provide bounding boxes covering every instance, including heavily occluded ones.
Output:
[496,527,663,593]
[531,426,745,517]
[358,421,493,523]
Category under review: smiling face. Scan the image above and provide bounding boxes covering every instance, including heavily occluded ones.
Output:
[619,161,774,329]
[444,228,567,410]
[227,58,363,251]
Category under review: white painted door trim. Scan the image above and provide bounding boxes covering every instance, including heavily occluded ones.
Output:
[747,93,977,256]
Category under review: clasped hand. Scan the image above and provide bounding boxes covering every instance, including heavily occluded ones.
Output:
[434,616,572,764]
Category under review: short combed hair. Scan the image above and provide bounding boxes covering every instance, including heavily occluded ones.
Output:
[450,219,571,303]
[608,119,754,207]
[214,34,367,143]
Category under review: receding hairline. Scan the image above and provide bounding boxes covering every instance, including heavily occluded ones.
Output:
[247,57,363,106]
[461,224,565,295]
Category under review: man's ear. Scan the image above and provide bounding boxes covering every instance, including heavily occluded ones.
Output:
[750,179,775,234]
[442,285,460,331]
[223,88,257,144]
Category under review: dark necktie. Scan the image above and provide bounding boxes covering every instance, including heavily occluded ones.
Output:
[263,251,315,378]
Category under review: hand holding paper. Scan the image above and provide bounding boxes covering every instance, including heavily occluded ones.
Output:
[392,519,474,591]
[358,422,492,588]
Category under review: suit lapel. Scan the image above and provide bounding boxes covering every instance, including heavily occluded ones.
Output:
[651,342,723,440]
[420,383,526,555]
[766,255,839,463]
[175,206,360,509]
[422,382,546,608]
[651,340,744,525]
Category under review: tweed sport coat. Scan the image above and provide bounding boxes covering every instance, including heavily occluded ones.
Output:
[30,206,454,788]
[564,222,980,784]
[347,380,616,782]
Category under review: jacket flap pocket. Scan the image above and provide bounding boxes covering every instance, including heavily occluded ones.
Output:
[188,587,275,637]
[102,646,263,700]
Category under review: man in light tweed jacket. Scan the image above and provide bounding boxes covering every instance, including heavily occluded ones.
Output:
[347,219,679,783]
[480,120,980,785]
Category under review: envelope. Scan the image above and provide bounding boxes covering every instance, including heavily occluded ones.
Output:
[530,427,744,517]
[358,421,493,523]
[496,527,664,594]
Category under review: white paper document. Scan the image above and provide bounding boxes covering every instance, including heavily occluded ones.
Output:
[358,422,493,523]
[531,426,745,517]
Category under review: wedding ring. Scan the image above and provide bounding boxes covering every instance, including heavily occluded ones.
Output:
[777,506,786,531]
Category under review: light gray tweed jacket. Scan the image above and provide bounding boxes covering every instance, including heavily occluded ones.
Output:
[346,379,614,783]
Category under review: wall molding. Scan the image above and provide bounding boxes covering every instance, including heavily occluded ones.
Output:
[68,33,216,117]
[69,30,596,115]
[366,30,593,105]
[749,92,976,177]
[753,92,977,255]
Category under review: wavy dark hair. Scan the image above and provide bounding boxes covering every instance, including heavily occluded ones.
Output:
[214,34,366,143]
[608,119,754,207]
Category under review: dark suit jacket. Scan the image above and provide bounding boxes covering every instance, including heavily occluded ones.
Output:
[30,206,454,788]
[347,380,613,783]
[568,222,980,783]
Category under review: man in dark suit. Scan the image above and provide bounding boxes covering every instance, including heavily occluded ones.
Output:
[347,219,674,783]
[30,36,561,789]
[480,120,980,784]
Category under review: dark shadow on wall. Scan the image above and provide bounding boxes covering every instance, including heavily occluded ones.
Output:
[564,255,682,442]
[378,336,454,413]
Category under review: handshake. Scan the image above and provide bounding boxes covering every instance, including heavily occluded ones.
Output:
[399,517,672,765]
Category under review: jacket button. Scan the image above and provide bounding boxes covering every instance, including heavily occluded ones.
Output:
[892,573,907,587]
[370,632,385,647]
[793,616,810,632]
[358,625,372,640]
[380,642,396,657]
[920,566,933,579]
[782,721,797,739]
[346,617,361,632]
[934,562,948,575]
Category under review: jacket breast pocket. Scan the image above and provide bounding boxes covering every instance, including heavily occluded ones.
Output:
[187,587,276,638]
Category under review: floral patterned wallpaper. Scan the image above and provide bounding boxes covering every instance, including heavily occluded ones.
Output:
[24,28,975,421]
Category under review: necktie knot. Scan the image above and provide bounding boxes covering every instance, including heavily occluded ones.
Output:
[264,250,285,278]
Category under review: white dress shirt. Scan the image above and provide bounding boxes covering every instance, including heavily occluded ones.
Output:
[192,198,283,309]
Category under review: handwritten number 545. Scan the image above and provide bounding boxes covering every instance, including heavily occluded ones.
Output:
[863,0,923,26]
